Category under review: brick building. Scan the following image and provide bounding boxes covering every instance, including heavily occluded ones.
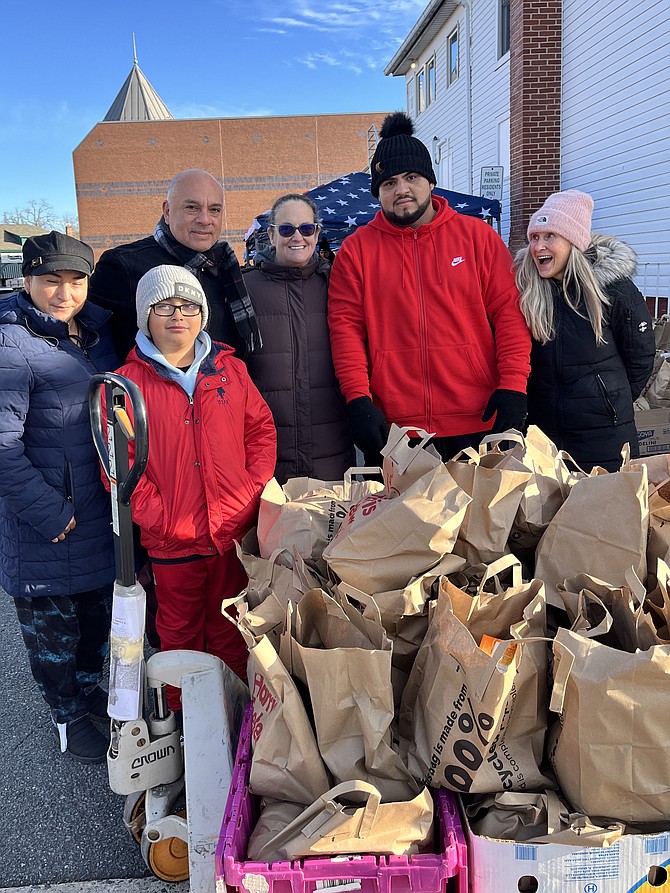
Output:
[73,59,388,260]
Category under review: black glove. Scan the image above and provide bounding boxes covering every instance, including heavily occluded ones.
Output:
[347,396,389,460]
[481,389,528,434]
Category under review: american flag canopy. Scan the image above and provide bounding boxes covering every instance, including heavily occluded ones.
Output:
[246,171,501,255]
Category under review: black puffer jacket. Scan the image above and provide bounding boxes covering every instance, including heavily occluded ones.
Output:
[521,234,655,472]
[243,253,355,484]
[89,237,242,362]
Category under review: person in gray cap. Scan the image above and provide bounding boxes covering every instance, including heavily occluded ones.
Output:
[112,265,276,713]
[328,112,532,464]
[0,231,118,763]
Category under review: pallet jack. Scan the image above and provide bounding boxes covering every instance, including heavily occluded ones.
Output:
[89,373,248,890]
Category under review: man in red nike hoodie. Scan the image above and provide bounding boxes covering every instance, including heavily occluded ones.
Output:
[328,112,531,464]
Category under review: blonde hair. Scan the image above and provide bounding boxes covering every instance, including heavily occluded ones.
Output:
[515,243,610,344]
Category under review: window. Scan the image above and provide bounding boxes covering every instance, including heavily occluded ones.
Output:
[447,28,459,86]
[499,0,510,57]
[416,68,426,113]
[426,57,436,105]
[407,77,415,116]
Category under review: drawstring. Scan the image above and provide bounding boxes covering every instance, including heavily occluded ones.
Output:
[401,236,406,288]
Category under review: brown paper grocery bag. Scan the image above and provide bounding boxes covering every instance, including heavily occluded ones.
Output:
[641,464,670,588]
[336,579,434,708]
[246,634,332,805]
[446,435,532,566]
[336,553,464,665]
[466,790,625,846]
[534,465,649,607]
[322,463,470,593]
[647,358,670,407]
[380,423,441,494]
[644,559,670,642]
[556,571,661,651]
[399,561,553,794]
[257,472,384,572]
[235,528,324,610]
[549,626,670,822]
[247,780,434,861]
[279,589,418,803]
[654,316,670,351]
[507,426,577,556]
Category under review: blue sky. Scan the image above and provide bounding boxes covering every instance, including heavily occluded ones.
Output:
[1,0,424,221]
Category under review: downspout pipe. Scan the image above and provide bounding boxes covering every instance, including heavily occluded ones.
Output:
[458,0,473,193]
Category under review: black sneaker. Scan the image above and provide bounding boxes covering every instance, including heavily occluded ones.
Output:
[85,685,109,723]
[51,714,108,763]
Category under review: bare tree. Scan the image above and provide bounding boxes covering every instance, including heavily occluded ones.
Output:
[2,199,59,229]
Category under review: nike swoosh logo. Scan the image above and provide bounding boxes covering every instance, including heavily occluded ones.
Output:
[451,257,464,267]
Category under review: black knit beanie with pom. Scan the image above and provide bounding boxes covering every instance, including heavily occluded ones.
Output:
[370,112,437,198]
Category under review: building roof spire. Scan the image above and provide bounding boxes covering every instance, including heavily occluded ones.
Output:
[103,40,173,122]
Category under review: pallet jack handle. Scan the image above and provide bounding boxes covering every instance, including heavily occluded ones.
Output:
[89,373,149,587]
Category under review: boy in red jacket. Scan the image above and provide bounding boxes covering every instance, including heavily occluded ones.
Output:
[115,265,276,707]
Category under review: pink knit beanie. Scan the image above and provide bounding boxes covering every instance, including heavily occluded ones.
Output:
[527,190,594,252]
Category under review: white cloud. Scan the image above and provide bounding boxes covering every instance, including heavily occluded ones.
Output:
[236,0,426,77]
[264,0,424,34]
[169,102,276,119]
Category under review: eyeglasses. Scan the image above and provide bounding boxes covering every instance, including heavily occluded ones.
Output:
[151,302,202,317]
[269,223,319,238]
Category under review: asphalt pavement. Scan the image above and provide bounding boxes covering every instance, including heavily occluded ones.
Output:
[0,590,186,891]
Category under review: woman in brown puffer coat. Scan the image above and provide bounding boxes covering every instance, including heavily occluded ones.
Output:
[244,194,355,484]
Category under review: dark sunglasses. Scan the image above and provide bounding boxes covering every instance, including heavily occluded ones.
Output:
[269,223,319,238]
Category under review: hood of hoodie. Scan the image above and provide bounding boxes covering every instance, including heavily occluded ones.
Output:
[515,233,638,288]
[134,330,213,397]
[368,193,456,238]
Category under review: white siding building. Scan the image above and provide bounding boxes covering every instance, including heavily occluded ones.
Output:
[386,0,670,308]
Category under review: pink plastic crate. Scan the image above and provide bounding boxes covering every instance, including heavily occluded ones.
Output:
[215,703,468,893]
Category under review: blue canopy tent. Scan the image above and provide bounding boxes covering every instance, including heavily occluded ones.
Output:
[244,171,502,261]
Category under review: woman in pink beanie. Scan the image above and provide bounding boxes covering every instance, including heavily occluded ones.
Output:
[515,189,654,471]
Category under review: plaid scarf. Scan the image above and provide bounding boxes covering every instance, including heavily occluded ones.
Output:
[153,216,262,355]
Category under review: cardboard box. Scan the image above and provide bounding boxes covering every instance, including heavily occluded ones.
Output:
[463,808,670,893]
[636,408,670,456]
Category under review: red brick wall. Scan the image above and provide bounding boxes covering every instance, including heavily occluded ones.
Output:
[508,1,562,253]
[73,114,386,260]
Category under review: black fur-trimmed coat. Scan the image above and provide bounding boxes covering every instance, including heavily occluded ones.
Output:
[519,234,655,472]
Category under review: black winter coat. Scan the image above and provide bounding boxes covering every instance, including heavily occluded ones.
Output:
[523,235,655,472]
[88,236,242,362]
[243,254,355,484]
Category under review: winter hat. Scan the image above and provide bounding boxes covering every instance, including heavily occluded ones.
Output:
[136,265,209,337]
[527,190,594,252]
[370,112,436,198]
[22,230,94,277]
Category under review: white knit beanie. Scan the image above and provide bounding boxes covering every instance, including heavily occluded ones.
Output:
[136,265,209,337]
[527,190,594,252]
